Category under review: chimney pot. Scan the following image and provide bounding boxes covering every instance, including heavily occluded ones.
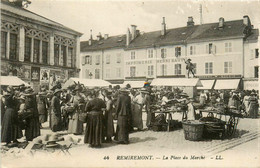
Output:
[187,16,194,26]
[243,15,251,27]
[131,25,137,40]
[161,17,166,36]
[126,28,131,46]
[219,17,224,28]
[104,34,109,40]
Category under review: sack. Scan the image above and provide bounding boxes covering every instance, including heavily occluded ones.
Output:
[78,113,88,123]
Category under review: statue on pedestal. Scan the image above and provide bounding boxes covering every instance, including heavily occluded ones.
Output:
[185,59,195,78]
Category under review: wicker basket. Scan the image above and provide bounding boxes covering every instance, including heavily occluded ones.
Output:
[182,120,205,141]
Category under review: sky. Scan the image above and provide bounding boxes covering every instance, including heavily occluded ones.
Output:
[27,0,260,41]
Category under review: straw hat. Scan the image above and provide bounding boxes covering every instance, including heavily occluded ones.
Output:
[120,88,130,93]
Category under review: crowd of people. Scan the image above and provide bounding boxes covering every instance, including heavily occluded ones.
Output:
[1,82,259,148]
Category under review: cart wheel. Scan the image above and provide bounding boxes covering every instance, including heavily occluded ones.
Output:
[226,117,236,137]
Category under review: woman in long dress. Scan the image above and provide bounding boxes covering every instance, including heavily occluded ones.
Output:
[37,92,48,128]
[1,89,23,145]
[104,94,115,142]
[68,88,84,135]
[84,92,106,147]
[50,89,62,132]
[248,92,259,118]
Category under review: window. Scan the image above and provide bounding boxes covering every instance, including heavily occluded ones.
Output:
[9,33,17,60]
[116,68,121,78]
[24,37,31,62]
[85,55,92,65]
[33,39,40,63]
[42,41,48,64]
[1,31,7,58]
[161,48,167,58]
[148,65,154,76]
[224,61,232,73]
[148,49,153,58]
[225,42,232,52]
[105,69,110,78]
[61,45,67,66]
[130,66,136,77]
[85,69,90,79]
[94,55,99,65]
[193,63,197,74]
[106,55,110,64]
[255,66,259,78]
[175,64,181,75]
[116,53,121,63]
[95,69,100,79]
[67,48,73,67]
[205,62,213,74]
[175,47,181,57]
[206,43,213,54]
[190,46,196,55]
[255,49,259,58]
[131,51,135,60]
[54,44,59,65]
[161,64,167,76]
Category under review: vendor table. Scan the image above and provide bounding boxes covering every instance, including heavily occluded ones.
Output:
[151,110,173,131]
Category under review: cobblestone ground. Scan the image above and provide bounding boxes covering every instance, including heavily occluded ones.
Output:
[1,112,260,168]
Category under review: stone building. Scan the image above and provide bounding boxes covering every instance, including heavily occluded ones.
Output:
[1,0,82,91]
[80,16,259,90]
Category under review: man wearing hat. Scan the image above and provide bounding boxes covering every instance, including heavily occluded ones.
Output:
[114,88,132,144]
[185,58,195,78]
[132,88,146,131]
[37,87,48,128]
[50,88,62,132]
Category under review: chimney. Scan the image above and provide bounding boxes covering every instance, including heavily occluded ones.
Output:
[131,25,137,40]
[89,29,93,45]
[97,32,102,41]
[243,15,251,27]
[126,28,131,46]
[218,17,224,28]
[104,34,109,40]
[187,16,194,26]
[161,17,166,36]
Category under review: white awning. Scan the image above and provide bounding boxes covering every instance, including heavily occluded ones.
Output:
[243,80,259,90]
[151,78,203,87]
[214,79,240,90]
[122,81,144,88]
[62,78,111,89]
[0,76,30,86]
[197,80,215,90]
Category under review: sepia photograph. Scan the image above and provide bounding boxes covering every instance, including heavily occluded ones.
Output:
[0,0,259,167]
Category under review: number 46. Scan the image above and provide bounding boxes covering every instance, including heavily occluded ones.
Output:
[103,156,109,160]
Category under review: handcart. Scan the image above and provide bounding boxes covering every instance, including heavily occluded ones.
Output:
[198,108,244,138]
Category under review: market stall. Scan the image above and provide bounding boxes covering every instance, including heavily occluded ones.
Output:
[151,78,203,98]
[62,78,111,89]
[214,79,241,90]
[0,76,30,86]
[122,81,145,88]
[197,79,215,90]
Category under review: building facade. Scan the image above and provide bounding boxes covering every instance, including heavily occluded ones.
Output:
[1,1,82,91]
[80,16,259,90]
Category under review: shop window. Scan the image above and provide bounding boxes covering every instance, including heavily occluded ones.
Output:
[1,31,7,58]
[9,33,17,60]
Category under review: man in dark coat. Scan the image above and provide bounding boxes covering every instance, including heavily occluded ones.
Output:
[114,88,132,144]
[50,89,62,132]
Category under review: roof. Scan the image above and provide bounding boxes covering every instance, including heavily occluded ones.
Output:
[1,1,82,35]
[80,34,126,52]
[81,19,258,52]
